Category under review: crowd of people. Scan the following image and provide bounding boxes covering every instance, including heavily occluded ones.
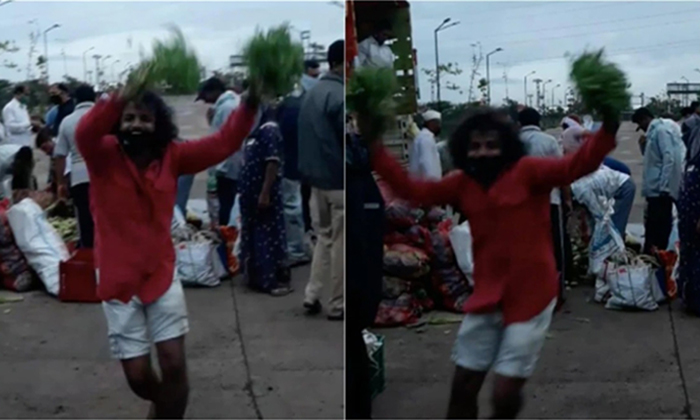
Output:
[0,38,344,419]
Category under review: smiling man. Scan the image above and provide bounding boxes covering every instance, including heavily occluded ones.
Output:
[75,77,258,418]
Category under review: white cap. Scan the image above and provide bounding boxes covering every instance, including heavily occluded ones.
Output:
[422,110,441,122]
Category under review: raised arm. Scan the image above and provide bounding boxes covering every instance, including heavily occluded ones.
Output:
[525,126,617,191]
[371,143,462,207]
[173,104,256,175]
[74,95,123,163]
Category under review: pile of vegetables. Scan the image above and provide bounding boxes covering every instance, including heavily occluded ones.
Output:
[241,23,304,98]
[48,217,78,244]
[569,49,631,117]
[347,66,399,142]
[126,25,201,95]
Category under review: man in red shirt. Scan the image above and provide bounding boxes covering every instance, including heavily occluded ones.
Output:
[368,108,619,419]
[75,80,259,418]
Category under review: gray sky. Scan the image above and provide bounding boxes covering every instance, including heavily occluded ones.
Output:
[0,0,343,84]
[409,1,700,107]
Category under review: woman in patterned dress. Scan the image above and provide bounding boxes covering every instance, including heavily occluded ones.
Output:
[239,108,291,296]
[678,136,700,314]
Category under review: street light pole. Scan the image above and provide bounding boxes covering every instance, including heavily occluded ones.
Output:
[83,47,94,82]
[551,84,560,111]
[93,54,102,87]
[434,17,460,111]
[541,79,552,112]
[61,49,67,78]
[485,48,503,106]
[523,71,535,107]
[111,59,121,84]
[43,23,60,84]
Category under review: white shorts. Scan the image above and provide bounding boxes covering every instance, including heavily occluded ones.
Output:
[451,299,556,378]
[99,272,189,360]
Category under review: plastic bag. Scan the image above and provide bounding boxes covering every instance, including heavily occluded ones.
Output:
[449,221,475,287]
[171,206,187,235]
[175,240,221,287]
[7,198,70,296]
[588,198,626,276]
[603,256,659,311]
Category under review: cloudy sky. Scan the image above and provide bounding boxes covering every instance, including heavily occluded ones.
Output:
[409,1,700,107]
[0,0,343,84]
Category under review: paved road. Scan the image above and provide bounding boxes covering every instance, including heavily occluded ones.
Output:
[372,122,699,418]
[0,96,343,419]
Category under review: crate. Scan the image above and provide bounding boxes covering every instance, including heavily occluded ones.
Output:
[369,334,386,400]
[59,249,100,303]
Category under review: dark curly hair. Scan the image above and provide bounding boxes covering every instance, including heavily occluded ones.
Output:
[448,107,525,174]
[111,90,178,156]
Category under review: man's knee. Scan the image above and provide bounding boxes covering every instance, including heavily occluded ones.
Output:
[121,358,158,401]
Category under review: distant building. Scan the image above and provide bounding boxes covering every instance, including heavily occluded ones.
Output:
[666,82,700,107]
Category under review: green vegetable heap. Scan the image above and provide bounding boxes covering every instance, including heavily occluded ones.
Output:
[347,66,399,142]
[48,217,78,244]
[569,49,631,118]
[242,23,304,99]
[126,25,201,95]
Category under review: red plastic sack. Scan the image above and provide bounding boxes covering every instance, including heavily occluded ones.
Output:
[383,244,430,279]
[218,226,240,275]
[374,293,422,327]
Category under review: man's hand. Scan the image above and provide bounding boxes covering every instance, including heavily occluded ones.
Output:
[120,61,156,102]
[242,80,261,110]
[638,134,647,153]
[258,191,270,210]
[57,184,69,201]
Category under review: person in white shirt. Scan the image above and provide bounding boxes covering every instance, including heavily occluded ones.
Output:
[357,20,394,69]
[54,84,96,248]
[409,110,443,180]
[2,85,36,147]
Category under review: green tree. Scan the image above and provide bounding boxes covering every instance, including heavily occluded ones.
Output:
[422,62,464,100]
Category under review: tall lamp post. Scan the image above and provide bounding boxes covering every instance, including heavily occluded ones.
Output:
[541,79,553,112]
[485,47,503,106]
[43,23,60,84]
[551,84,561,111]
[83,47,95,82]
[111,59,121,84]
[434,17,460,110]
[523,70,536,107]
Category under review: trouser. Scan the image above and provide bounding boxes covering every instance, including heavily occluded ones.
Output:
[346,327,372,419]
[71,182,94,248]
[550,204,573,300]
[304,188,344,312]
[216,176,237,227]
[175,174,195,216]
[302,182,312,232]
[645,195,674,255]
[281,178,309,262]
[611,179,636,238]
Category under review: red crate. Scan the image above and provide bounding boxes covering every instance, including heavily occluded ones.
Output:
[59,249,100,303]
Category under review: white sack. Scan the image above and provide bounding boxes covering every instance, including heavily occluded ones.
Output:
[7,198,69,295]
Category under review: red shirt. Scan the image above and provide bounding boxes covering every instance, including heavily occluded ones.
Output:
[75,96,256,304]
[372,128,616,324]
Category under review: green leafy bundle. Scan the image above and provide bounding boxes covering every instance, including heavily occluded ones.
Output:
[242,23,304,98]
[569,49,631,117]
[347,66,398,141]
[126,25,201,95]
